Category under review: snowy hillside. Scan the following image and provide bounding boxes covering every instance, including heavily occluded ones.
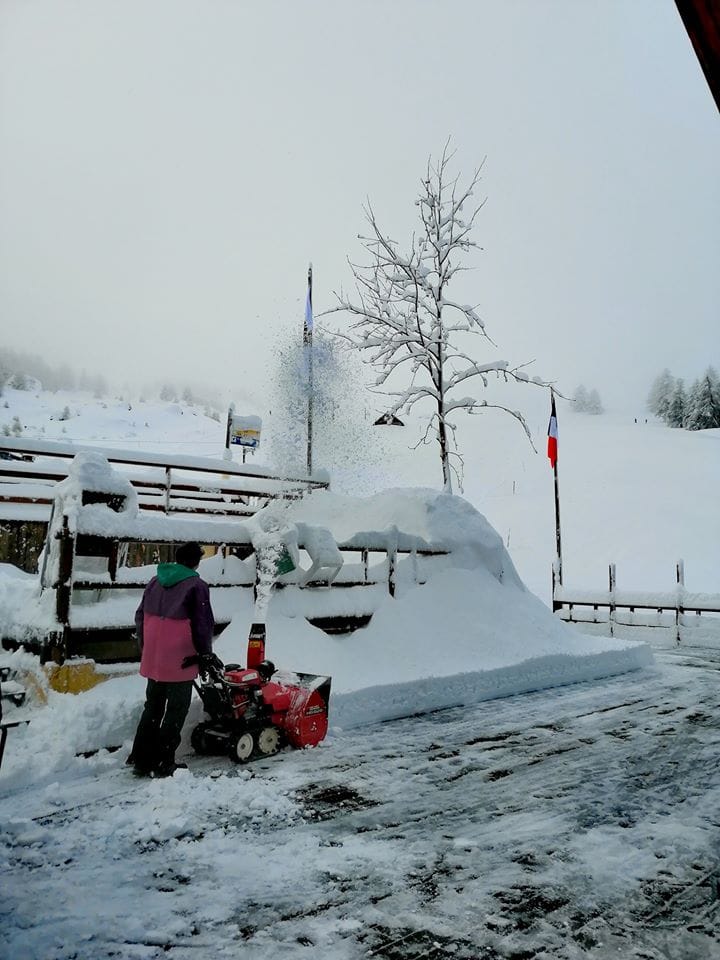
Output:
[3,382,718,602]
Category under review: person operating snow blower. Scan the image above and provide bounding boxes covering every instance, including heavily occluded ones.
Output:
[128,541,216,777]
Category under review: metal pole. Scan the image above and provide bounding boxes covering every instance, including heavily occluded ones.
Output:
[304,263,314,476]
[550,391,563,585]
[553,457,563,586]
[224,403,234,462]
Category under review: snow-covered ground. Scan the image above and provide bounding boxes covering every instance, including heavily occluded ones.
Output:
[2,649,719,959]
[1,385,718,958]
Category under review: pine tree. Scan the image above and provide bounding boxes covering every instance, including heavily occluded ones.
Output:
[683,379,701,429]
[666,379,686,427]
[587,389,604,415]
[572,385,589,412]
[684,373,720,430]
[647,369,675,420]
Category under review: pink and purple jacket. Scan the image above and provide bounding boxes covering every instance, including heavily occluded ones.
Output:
[135,564,215,682]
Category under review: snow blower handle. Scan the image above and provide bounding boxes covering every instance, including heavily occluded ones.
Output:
[247,622,266,669]
[182,652,224,674]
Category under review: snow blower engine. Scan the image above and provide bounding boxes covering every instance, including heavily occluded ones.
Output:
[191,623,331,763]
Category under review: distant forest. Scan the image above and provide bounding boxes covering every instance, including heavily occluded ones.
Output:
[647,367,720,431]
[0,345,220,419]
[0,345,108,396]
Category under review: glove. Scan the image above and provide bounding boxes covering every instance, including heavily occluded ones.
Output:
[200,652,224,672]
[182,652,223,671]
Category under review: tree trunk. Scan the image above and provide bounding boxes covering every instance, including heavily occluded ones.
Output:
[438,406,452,494]
[435,310,452,494]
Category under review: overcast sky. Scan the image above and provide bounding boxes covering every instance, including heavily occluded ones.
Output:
[0,0,718,411]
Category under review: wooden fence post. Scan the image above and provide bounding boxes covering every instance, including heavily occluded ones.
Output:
[388,549,397,598]
[52,516,75,664]
[56,516,74,628]
[676,559,684,646]
[551,561,561,613]
[608,563,616,637]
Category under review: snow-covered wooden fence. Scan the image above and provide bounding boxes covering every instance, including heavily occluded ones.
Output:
[9,501,448,664]
[0,442,452,664]
[552,561,720,646]
[0,437,330,573]
[0,437,327,522]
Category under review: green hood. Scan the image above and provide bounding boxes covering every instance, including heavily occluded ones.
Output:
[156,562,199,588]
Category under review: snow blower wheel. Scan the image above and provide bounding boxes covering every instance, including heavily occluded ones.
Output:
[230,731,255,763]
[257,725,282,757]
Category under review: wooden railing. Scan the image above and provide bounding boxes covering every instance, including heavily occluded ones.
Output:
[0,438,328,521]
[552,561,720,644]
[22,508,448,663]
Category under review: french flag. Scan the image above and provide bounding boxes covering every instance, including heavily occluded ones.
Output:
[547,395,558,468]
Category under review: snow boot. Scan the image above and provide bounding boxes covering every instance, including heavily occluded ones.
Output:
[151,760,188,778]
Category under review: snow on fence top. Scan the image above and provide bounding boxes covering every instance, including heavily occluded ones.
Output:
[286,488,524,587]
[1,436,327,485]
[0,437,329,515]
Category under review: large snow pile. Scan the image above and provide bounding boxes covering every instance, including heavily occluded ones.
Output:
[214,490,652,728]
[0,489,651,794]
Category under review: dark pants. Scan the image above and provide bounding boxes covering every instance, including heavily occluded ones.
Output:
[130,679,193,772]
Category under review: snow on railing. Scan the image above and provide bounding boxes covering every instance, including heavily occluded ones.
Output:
[0,436,328,524]
[19,494,449,664]
[552,561,720,645]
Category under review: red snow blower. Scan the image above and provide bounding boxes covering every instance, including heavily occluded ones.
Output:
[191,623,331,763]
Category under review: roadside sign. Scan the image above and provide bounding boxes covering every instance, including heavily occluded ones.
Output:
[230,415,262,449]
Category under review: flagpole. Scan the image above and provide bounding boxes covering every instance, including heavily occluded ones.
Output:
[553,450,563,587]
[304,263,314,476]
[550,390,563,589]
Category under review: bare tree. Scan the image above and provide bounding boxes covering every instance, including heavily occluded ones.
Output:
[328,143,549,492]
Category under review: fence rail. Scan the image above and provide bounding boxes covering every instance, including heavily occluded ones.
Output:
[6,507,448,663]
[0,438,328,521]
[552,560,720,644]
